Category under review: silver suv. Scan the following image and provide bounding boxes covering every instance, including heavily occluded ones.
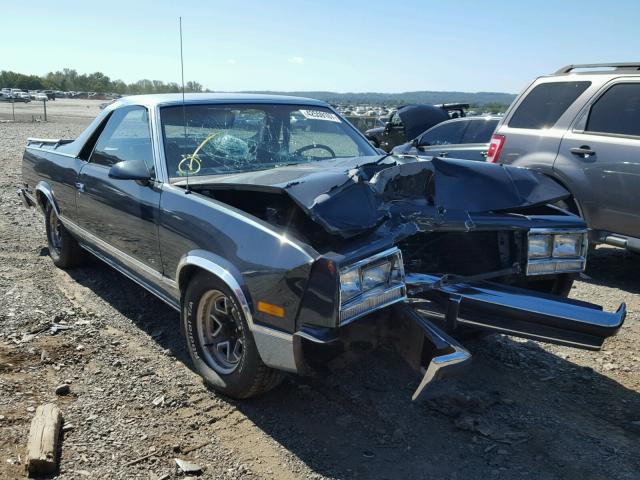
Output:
[488,63,640,253]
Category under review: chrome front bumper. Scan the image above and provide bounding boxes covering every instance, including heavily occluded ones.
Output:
[406,273,625,351]
[391,273,625,401]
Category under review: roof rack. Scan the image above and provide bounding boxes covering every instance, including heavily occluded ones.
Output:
[555,63,640,74]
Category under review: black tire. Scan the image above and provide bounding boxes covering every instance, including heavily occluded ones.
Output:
[553,197,580,216]
[182,272,283,399]
[45,204,84,268]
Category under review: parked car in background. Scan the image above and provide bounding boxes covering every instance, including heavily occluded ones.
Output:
[365,103,468,152]
[34,92,49,101]
[392,116,499,161]
[10,92,31,102]
[19,94,625,401]
[345,115,387,134]
[488,63,640,253]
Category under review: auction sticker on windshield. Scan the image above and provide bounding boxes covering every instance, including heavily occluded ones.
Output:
[299,109,341,123]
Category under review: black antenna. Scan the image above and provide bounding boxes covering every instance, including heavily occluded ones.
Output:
[179,16,190,193]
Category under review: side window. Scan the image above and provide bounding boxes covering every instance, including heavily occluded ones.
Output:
[461,119,498,144]
[90,106,154,175]
[509,81,591,129]
[420,121,466,146]
[586,83,640,137]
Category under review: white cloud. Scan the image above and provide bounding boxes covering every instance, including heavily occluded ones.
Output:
[227,59,237,65]
[288,56,304,64]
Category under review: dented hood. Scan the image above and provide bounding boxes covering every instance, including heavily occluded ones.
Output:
[185,155,569,238]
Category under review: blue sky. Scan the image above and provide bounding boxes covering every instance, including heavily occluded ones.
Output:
[2,0,639,93]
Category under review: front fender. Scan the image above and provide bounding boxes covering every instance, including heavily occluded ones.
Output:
[175,250,302,373]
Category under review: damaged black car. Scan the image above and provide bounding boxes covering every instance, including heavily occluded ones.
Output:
[19,94,626,400]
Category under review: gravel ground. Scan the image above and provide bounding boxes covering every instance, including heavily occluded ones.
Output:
[0,118,639,480]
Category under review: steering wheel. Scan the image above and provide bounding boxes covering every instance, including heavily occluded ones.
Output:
[292,143,336,158]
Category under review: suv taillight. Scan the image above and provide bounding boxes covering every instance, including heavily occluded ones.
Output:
[486,134,505,163]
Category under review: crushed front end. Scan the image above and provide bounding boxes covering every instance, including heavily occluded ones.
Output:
[183,154,626,400]
[291,157,625,401]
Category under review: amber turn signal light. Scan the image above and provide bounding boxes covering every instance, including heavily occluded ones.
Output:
[257,301,285,318]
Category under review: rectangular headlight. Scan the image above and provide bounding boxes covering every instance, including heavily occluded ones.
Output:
[340,267,361,303]
[362,261,392,290]
[553,234,583,258]
[338,248,406,325]
[526,229,587,276]
[528,234,553,259]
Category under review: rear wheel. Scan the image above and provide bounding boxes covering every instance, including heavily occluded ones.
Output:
[45,204,84,268]
[182,272,283,399]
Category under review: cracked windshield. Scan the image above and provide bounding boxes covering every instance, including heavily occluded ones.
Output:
[161,104,376,178]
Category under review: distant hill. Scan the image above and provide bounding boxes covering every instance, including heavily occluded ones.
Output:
[239,90,516,107]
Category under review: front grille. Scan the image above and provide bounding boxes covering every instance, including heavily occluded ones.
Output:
[398,231,519,276]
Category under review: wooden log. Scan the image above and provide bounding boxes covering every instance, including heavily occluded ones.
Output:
[26,403,62,476]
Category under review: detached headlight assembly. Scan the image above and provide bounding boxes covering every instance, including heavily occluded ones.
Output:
[526,230,587,276]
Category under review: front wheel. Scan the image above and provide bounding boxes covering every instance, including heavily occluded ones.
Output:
[182,272,283,399]
[45,204,84,268]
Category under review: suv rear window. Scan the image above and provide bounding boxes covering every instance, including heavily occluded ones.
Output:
[586,83,640,137]
[509,81,591,129]
[461,119,499,143]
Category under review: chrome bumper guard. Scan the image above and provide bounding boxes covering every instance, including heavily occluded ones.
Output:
[390,303,472,401]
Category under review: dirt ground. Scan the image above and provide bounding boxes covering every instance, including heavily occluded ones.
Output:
[0,114,638,480]
[0,99,102,123]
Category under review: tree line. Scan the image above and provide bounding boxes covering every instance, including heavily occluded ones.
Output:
[0,68,513,111]
[0,68,205,94]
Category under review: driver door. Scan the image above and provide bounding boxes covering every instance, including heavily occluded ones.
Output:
[75,106,163,274]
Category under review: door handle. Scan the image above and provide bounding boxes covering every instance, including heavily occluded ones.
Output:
[75,182,85,193]
[570,146,596,158]
[438,152,448,157]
